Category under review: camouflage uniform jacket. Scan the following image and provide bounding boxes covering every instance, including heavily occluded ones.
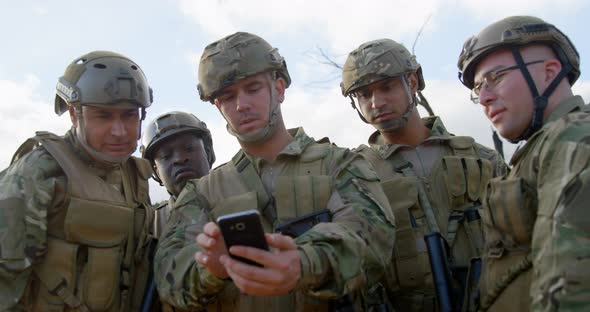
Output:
[154,198,173,239]
[357,116,507,311]
[154,127,396,311]
[479,95,590,311]
[0,129,153,312]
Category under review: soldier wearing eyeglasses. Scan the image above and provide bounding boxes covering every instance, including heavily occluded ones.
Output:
[458,15,590,311]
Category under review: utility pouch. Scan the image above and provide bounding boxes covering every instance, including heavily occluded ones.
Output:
[211,191,263,228]
[83,246,122,310]
[382,177,430,289]
[484,177,537,245]
[274,175,332,225]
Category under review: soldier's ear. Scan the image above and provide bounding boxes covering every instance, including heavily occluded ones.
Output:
[68,106,78,128]
[409,72,419,93]
[543,58,562,83]
[273,77,286,104]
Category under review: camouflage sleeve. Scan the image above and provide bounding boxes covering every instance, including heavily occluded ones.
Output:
[0,149,62,311]
[530,117,590,311]
[153,182,226,310]
[295,151,396,298]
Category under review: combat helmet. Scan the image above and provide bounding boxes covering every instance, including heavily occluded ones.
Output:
[458,16,579,89]
[140,111,216,174]
[341,39,432,130]
[457,16,580,142]
[197,32,291,103]
[341,38,424,97]
[55,51,153,118]
[197,32,291,143]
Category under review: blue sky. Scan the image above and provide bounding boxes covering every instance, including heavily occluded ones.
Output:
[1,0,589,201]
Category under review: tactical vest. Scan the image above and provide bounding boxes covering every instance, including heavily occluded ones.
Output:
[359,136,492,311]
[14,132,154,312]
[478,135,540,311]
[154,201,171,239]
[194,141,343,312]
[478,102,590,311]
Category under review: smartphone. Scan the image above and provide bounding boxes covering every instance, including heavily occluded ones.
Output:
[216,209,269,266]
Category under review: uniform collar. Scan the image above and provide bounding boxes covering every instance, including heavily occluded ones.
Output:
[367,116,452,159]
[243,127,315,170]
[511,95,586,165]
[545,95,585,124]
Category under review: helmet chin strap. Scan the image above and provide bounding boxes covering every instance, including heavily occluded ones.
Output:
[350,75,416,133]
[74,108,133,166]
[509,47,571,143]
[224,75,282,144]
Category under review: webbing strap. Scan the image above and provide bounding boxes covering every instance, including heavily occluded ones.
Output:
[232,152,277,226]
[33,267,90,312]
[447,210,464,247]
[480,254,532,311]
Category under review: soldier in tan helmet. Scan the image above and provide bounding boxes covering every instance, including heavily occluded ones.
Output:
[153,31,396,311]
[140,111,216,237]
[341,39,508,311]
[0,51,156,311]
[458,15,590,311]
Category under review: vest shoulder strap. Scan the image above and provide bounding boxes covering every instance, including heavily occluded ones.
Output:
[231,151,276,224]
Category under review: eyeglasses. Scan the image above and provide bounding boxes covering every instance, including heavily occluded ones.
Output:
[470,60,545,104]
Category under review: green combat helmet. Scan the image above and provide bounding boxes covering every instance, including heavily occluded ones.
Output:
[55,50,153,163]
[458,16,580,142]
[55,51,153,117]
[197,32,291,143]
[140,111,216,183]
[341,39,433,132]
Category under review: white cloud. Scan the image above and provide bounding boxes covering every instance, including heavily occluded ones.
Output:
[32,6,48,16]
[0,76,70,170]
[178,0,443,52]
[456,0,584,20]
[573,80,590,100]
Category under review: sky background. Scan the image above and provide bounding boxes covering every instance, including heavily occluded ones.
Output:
[1,0,589,202]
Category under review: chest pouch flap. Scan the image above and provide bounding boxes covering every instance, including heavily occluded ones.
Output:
[83,246,122,310]
[211,191,271,230]
[64,197,133,247]
[484,177,537,245]
[274,175,332,225]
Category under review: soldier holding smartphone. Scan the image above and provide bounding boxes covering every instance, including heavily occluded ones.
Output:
[153,32,396,311]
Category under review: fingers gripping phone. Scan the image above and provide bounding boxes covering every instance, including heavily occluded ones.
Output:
[216,210,269,267]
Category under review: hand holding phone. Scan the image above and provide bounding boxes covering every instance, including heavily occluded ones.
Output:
[216,210,269,266]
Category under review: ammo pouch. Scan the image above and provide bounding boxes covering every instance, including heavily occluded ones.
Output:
[483,176,537,248]
[478,176,537,311]
[381,176,431,290]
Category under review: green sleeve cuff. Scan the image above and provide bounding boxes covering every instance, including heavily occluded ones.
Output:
[296,244,325,290]
[196,265,226,292]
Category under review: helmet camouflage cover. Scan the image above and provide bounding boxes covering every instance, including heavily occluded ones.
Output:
[140,111,215,167]
[458,15,580,89]
[341,38,425,97]
[55,51,153,115]
[197,32,291,103]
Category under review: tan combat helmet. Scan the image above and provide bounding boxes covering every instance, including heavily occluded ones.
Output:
[341,38,424,97]
[197,32,291,143]
[197,32,291,103]
[55,51,153,118]
[457,16,580,142]
[140,111,216,184]
[341,39,431,131]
